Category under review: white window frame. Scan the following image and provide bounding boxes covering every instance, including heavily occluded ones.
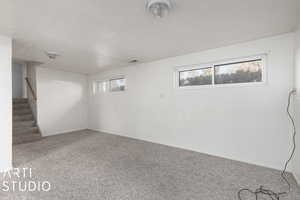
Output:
[174,54,267,90]
[92,75,126,95]
[92,80,109,95]
[109,76,126,92]
[175,65,214,89]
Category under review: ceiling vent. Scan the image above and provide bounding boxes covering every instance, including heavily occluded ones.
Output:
[146,0,172,18]
[129,59,139,64]
[45,51,60,60]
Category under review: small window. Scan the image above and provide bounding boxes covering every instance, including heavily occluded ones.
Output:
[214,59,263,85]
[98,81,108,92]
[179,67,212,87]
[110,78,126,92]
[92,81,108,94]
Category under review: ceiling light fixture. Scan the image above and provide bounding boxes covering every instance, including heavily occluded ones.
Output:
[146,0,172,18]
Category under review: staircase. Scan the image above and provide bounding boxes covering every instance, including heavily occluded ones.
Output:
[13,98,42,145]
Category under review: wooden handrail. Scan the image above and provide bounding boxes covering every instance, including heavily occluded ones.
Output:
[25,77,37,101]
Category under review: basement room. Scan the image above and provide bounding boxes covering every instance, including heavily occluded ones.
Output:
[0,0,300,199]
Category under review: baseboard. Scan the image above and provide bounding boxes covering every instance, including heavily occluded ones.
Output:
[42,128,89,137]
[88,128,287,172]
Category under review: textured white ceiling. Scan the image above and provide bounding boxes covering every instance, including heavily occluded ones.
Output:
[0,0,299,74]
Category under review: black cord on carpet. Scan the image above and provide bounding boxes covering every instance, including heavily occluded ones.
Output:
[238,89,297,200]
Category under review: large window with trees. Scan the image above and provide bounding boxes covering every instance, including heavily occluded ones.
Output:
[179,67,212,86]
[214,59,262,84]
[177,55,266,88]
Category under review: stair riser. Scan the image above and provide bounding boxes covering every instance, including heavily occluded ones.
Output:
[13,121,35,128]
[13,105,30,110]
[13,100,28,104]
[13,101,29,105]
[14,102,30,105]
[13,135,42,145]
[14,115,34,121]
[13,110,32,115]
[14,128,39,135]
[13,111,32,116]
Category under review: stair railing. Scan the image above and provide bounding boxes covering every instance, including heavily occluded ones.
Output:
[25,77,37,101]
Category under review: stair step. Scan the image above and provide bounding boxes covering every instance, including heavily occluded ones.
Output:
[13,127,39,135]
[13,120,35,128]
[13,104,30,109]
[12,98,41,145]
[14,114,34,121]
[13,98,28,104]
[13,133,42,145]
[13,108,32,115]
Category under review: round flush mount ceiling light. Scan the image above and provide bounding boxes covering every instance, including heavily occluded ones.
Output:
[146,0,172,18]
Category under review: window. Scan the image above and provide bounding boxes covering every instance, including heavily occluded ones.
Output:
[176,55,265,88]
[214,59,262,85]
[92,80,108,94]
[110,78,126,92]
[179,67,212,87]
[92,77,126,94]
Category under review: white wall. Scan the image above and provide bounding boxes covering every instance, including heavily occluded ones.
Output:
[12,63,23,98]
[0,35,12,171]
[36,67,88,136]
[89,33,294,170]
[293,26,300,184]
